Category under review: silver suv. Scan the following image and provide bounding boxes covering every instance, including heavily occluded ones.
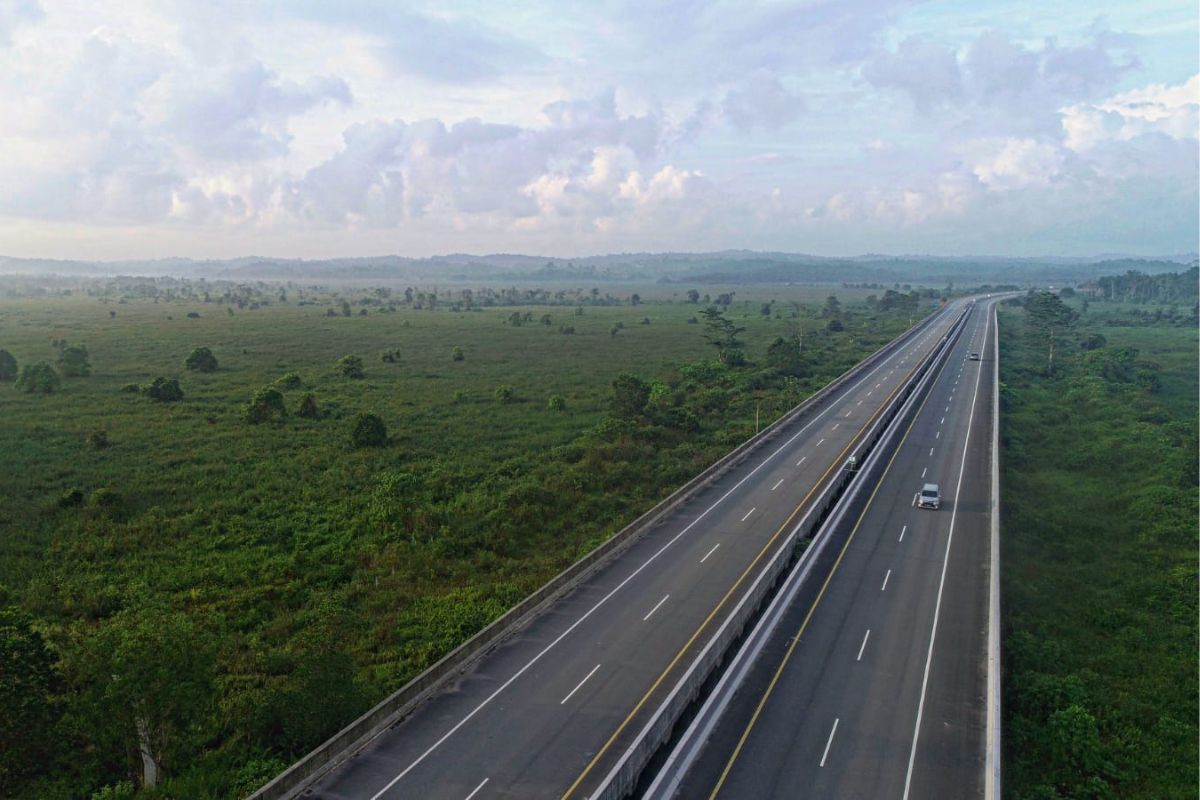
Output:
[918,483,941,509]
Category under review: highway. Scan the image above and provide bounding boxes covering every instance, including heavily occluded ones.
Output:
[299,301,975,800]
[663,297,998,799]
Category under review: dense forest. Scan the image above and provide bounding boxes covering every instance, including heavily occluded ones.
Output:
[1000,292,1197,799]
[0,280,927,798]
[1087,266,1199,305]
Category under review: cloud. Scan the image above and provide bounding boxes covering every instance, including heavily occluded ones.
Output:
[969,138,1066,190]
[1062,74,1199,151]
[0,0,41,46]
[863,36,963,111]
[721,73,805,130]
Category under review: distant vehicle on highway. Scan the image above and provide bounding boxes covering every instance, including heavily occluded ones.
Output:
[918,483,941,509]
[969,352,981,361]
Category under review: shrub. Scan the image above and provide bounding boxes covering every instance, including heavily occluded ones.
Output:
[86,430,109,449]
[547,394,566,411]
[57,344,91,377]
[88,487,122,509]
[451,346,465,362]
[277,372,303,389]
[296,393,319,419]
[58,487,84,508]
[119,383,140,393]
[559,325,575,335]
[16,362,61,394]
[246,387,287,424]
[452,390,467,403]
[381,350,400,363]
[338,355,365,379]
[0,349,16,381]
[142,377,183,402]
[350,413,388,448]
[494,385,516,403]
[827,319,844,332]
[186,311,200,319]
[185,347,218,372]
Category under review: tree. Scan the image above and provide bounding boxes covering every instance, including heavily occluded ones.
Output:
[184,347,217,372]
[451,346,465,362]
[686,289,700,304]
[340,300,352,317]
[297,393,319,418]
[822,295,841,317]
[0,349,16,381]
[245,387,287,424]
[142,377,183,402]
[699,306,747,366]
[630,293,641,306]
[16,361,61,394]
[547,394,566,411]
[74,604,215,789]
[611,373,650,419]
[338,355,365,379]
[827,318,844,332]
[766,335,807,376]
[1025,291,1078,375]
[57,343,91,377]
[494,385,516,403]
[0,607,60,786]
[350,413,388,447]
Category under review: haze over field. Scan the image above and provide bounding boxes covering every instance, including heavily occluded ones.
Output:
[0,1,1196,261]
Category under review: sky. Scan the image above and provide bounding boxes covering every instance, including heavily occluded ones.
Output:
[0,0,1196,260]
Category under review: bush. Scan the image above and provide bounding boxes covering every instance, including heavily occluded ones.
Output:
[338,355,365,379]
[451,346,465,362]
[86,430,109,449]
[185,347,218,372]
[277,372,303,389]
[494,385,516,403]
[119,383,140,393]
[0,349,16,381]
[58,487,84,508]
[88,487,122,509]
[57,344,91,377]
[350,413,388,448]
[186,311,201,319]
[296,393,319,419]
[547,394,566,411]
[142,377,183,402]
[16,362,61,394]
[246,387,287,424]
[381,350,401,363]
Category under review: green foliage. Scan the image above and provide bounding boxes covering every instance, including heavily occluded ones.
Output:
[699,306,746,366]
[451,346,465,362]
[1094,266,1198,304]
[16,361,61,394]
[184,347,218,372]
[822,294,841,317]
[0,349,16,381]
[86,430,109,449]
[57,344,91,377]
[494,384,516,403]
[142,377,183,402]
[547,394,566,411]
[277,372,303,389]
[296,393,319,419]
[1000,302,1197,799]
[119,383,140,393]
[0,607,61,786]
[337,355,364,379]
[58,487,84,508]
[765,335,807,376]
[610,373,650,420]
[1024,290,1079,375]
[72,603,216,788]
[245,387,287,424]
[826,318,843,332]
[88,487,123,509]
[349,413,388,448]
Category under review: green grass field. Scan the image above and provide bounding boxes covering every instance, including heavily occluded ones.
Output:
[0,281,931,798]
[999,298,1198,799]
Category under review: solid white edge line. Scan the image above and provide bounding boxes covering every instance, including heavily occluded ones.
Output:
[820,718,840,767]
[700,542,721,563]
[362,307,954,800]
[463,777,489,800]
[901,303,989,799]
[643,594,670,622]
[561,664,603,705]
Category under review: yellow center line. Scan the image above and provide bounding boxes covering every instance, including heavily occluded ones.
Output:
[705,317,962,800]
[560,322,949,800]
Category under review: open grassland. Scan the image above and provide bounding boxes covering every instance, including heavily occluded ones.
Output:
[999,299,1198,799]
[0,282,930,798]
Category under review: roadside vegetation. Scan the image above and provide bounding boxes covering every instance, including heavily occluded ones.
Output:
[0,277,939,799]
[999,278,1198,799]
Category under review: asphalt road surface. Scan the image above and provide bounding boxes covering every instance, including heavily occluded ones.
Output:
[305,301,975,800]
[671,298,997,800]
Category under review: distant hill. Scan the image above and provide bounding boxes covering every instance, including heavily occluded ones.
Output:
[0,251,1193,286]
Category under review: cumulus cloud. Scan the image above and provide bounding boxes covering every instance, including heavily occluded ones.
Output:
[1062,74,1199,151]
[863,36,963,111]
[970,138,1066,190]
[721,73,805,130]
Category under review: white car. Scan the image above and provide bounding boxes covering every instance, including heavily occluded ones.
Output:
[918,483,941,509]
